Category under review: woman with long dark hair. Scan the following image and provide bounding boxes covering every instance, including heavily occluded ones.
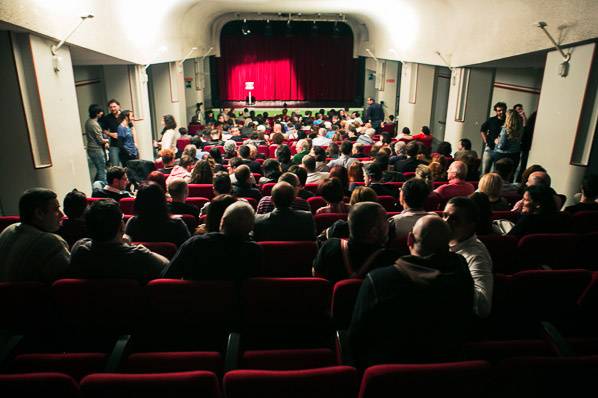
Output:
[159,114,180,154]
[124,182,190,246]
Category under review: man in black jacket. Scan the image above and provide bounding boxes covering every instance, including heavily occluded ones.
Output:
[253,182,316,241]
[365,97,384,131]
[348,215,473,367]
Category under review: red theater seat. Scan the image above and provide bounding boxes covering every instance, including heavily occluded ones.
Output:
[307,196,327,213]
[224,366,358,398]
[315,213,348,233]
[257,145,269,157]
[188,184,214,199]
[176,138,191,153]
[12,353,107,381]
[258,241,318,277]
[261,182,276,196]
[377,195,396,211]
[81,371,221,398]
[242,197,258,210]
[0,372,80,398]
[572,211,598,233]
[478,234,520,274]
[358,361,492,398]
[517,233,579,269]
[0,216,20,233]
[185,197,210,209]
[331,279,362,330]
[123,352,223,374]
[304,183,320,193]
[118,197,136,215]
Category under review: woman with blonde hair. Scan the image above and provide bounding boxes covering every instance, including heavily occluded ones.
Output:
[478,172,510,210]
[429,161,447,182]
[415,164,433,190]
[494,109,523,178]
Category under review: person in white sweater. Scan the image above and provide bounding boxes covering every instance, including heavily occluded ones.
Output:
[158,114,180,154]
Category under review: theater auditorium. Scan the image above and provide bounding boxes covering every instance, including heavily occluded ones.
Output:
[1,0,598,396]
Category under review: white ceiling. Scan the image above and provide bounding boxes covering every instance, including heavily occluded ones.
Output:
[1,0,597,67]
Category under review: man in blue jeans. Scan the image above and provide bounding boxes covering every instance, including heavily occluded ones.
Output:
[480,102,506,174]
[84,104,108,185]
[100,99,122,167]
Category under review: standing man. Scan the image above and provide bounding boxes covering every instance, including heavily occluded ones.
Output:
[365,97,384,132]
[100,99,122,167]
[85,104,109,185]
[480,102,506,174]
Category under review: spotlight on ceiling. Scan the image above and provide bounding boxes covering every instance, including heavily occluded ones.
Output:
[241,18,251,36]
[332,21,341,38]
[264,19,272,36]
[284,18,293,37]
[310,20,318,37]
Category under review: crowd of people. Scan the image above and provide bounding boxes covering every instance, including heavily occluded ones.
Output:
[3,100,598,367]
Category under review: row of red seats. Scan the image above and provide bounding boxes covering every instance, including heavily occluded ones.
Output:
[3,356,597,397]
[2,273,598,390]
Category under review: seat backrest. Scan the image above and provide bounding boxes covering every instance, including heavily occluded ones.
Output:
[572,211,598,233]
[304,183,320,194]
[307,196,328,213]
[424,192,441,211]
[517,233,579,269]
[0,282,49,333]
[331,279,362,329]
[377,195,396,212]
[490,211,520,223]
[132,242,178,260]
[188,184,214,199]
[224,366,358,398]
[257,145,269,156]
[242,197,258,210]
[315,213,348,233]
[258,241,318,277]
[358,361,492,398]
[261,182,276,196]
[478,235,520,274]
[173,214,199,233]
[52,279,144,334]
[0,372,80,398]
[176,138,191,153]
[185,197,210,209]
[118,197,136,215]
[81,371,221,398]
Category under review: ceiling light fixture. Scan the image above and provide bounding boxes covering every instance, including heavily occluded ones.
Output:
[535,21,571,77]
[50,14,94,72]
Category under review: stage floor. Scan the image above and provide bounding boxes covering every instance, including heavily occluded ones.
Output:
[218,100,363,109]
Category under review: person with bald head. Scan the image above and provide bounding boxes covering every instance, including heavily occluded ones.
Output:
[348,215,474,366]
[253,182,316,241]
[511,170,563,212]
[433,160,475,201]
[163,201,262,280]
[313,202,400,283]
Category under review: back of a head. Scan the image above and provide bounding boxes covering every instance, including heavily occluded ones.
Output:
[318,178,344,204]
[302,155,316,172]
[147,171,167,193]
[349,186,378,205]
[468,192,492,234]
[276,145,291,163]
[449,161,468,180]
[526,184,557,214]
[522,164,546,185]
[107,166,126,186]
[582,174,598,199]
[213,171,232,195]
[239,145,250,159]
[528,171,551,187]
[86,199,122,242]
[341,141,353,155]
[278,172,299,188]
[478,173,503,198]
[411,215,451,257]
[366,163,383,182]
[447,196,480,227]
[406,141,419,157]
[134,182,169,220]
[63,189,87,219]
[289,165,308,186]
[494,157,515,180]
[437,141,452,157]
[220,200,255,238]
[234,164,251,185]
[206,194,237,233]
[159,148,175,164]
[460,138,472,151]
[401,178,431,209]
[179,154,195,169]
[348,202,387,243]
[224,140,237,154]
[167,178,188,199]
[271,181,296,209]
[19,188,57,225]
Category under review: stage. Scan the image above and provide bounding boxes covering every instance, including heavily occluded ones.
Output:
[218,100,363,109]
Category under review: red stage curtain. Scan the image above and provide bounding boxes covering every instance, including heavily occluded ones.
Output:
[217,35,357,101]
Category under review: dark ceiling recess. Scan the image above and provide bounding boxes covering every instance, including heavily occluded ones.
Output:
[221,20,352,38]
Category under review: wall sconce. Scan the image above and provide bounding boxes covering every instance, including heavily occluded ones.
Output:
[536,21,571,77]
[176,47,198,72]
[434,51,456,85]
[50,14,94,72]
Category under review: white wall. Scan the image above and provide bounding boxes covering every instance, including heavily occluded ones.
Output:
[397,62,435,133]
[377,60,400,118]
[528,43,596,204]
[444,67,495,154]
[149,62,187,138]
[0,32,91,215]
[490,68,543,115]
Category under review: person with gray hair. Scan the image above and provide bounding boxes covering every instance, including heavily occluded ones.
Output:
[356,127,375,145]
[313,202,399,283]
[433,160,475,201]
[163,200,262,280]
[348,215,474,366]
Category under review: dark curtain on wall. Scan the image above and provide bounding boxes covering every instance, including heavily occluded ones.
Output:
[217,34,357,101]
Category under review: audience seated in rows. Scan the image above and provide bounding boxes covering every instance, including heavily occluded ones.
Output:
[434,161,475,201]
[196,194,237,235]
[509,184,571,236]
[256,172,310,214]
[327,141,357,169]
[494,158,519,194]
[444,197,493,318]
[511,170,562,212]
[166,154,195,185]
[167,178,200,219]
[231,165,261,201]
[0,188,69,282]
[157,148,175,174]
[313,202,399,283]
[163,200,262,280]
[92,166,133,201]
[364,163,394,197]
[324,186,379,239]
[253,182,316,241]
[288,165,315,200]
[67,199,167,284]
[392,141,425,173]
[57,189,88,248]
[348,215,474,367]
[478,173,510,211]
[303,155,329,184]
[124,182,190,246]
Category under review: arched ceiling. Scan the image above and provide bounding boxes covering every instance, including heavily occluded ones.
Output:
[1,0,596,67]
